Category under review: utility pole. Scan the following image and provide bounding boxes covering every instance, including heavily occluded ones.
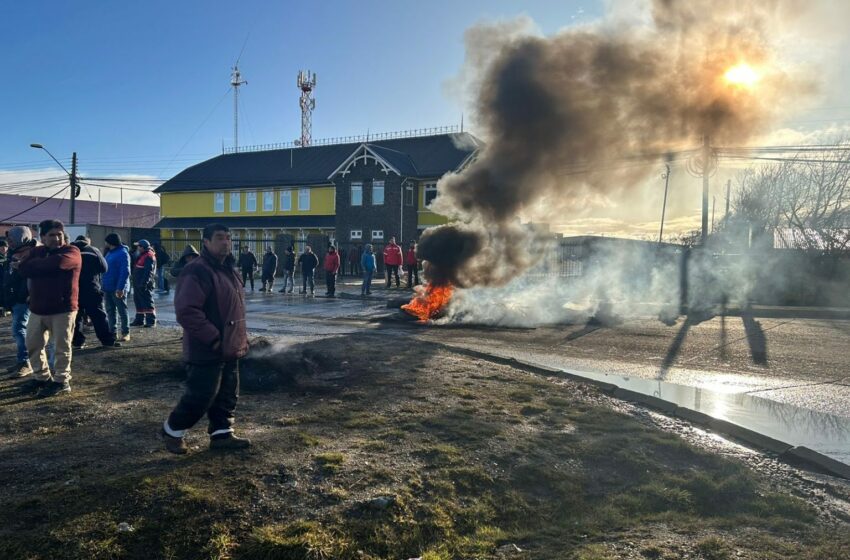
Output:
[69,152,78,224]
[659,163,671,244]
[724,179,731,222]
[711,196,716,233]
[701,135,710,245]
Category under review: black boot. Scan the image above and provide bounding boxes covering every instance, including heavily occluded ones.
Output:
[130,314,145,327]
[144,314,157,328]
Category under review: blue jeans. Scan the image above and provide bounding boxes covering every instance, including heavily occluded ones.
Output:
[105,291,130,335]
[11,303,54,368]
[362,270,374,295]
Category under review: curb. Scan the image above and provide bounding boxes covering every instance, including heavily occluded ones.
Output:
[436,345,850,480]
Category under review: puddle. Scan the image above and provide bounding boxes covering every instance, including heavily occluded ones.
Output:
[563,368,850,466]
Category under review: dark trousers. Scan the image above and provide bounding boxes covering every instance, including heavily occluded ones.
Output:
[406,264,420,288]
[351,262,361,276]
[73,292,115,346]
[167,360,239,435]
[241,269,255,290]
[302,269,315,293]
[386,265,400,287]
[132,285,155,324]
[325,271,337,295]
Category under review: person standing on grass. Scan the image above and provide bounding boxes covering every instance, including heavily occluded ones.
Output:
[278,246,296,293]
[383,237,403,288]
[18,220,81,398]
[405,241,420,289]
[323,244,340,297]
[71,235,120,349]
[259,246,278,292]
[131,240,157,327]
[161,223,250,454]
[3,226,38,377]
[361,244,376,296]
[238,245,258,291]
[103,233,132,342]
[298,245,319,295]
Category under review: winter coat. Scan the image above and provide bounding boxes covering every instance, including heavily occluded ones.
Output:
[383,242,403,266]
[174,248,248,364]
[170,245,200,279]
[154,245,171,267]
[404,248,418,266]
[283,252,296,272]
[71,241,108,299]
[361,251,377,272]
[18,244,82,315]
[102,244,131,292]
[0,252,5,307]
[132,248,156,289]
[262,251,278,276]
[2,240,36,307]
[348,246,360,263]
[298,252,319,273]
[238,251,258,271]
[323,251,340,273]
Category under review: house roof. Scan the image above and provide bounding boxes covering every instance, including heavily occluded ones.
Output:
[154,215,335,230]
[155,132,481,193]
[0,193,159,228]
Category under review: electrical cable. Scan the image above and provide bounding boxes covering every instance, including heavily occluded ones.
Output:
[0,185,70,223]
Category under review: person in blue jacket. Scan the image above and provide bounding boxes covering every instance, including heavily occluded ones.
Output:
[102,233,132,341]
[360,244,377,296]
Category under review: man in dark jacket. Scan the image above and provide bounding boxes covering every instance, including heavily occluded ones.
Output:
[71,236,120,349]
[131,239,157,327]
[161,223,250,454]
[18,220,82,398]
[323,245,340,297]
[278,247,296,293]
[237,245,258,291]
[153,242,172,294]
[259,246,278,292]
[169,245,200,280]
[4,226,38,377]
[298,245,319,295]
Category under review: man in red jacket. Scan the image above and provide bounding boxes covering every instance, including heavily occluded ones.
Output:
[323,244,341,297]
[161,223,250,454]
[404,241,420,289]
[18,220,82,398]
[382,237,403,288]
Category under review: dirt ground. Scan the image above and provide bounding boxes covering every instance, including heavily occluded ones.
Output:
[2,322,850,560]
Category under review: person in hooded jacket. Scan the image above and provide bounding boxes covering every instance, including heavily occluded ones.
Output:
[278,247,296,293]
[103,233,132,342]
[131,239,157,327]
[3,226,38,377]
[361,244,377,296]
[169,245,200,279]
[71,235,119,349]
[323,245,340,297]
[259,246,278,292]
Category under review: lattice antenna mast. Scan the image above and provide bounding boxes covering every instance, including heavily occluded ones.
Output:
[297,70,317,146]
[231,65,247,152]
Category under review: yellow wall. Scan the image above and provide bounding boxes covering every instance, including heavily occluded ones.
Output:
[161,186,336,218]
[417,182,448,228]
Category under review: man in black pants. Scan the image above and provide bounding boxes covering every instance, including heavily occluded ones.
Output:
[238,245,257,291]
[71,236,120,349]
[161,223,250,454]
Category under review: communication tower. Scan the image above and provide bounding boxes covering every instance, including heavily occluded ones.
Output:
[231,65,247,152]
[297,70,317,146]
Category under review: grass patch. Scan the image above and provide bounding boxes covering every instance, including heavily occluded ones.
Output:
[315,452,346,474]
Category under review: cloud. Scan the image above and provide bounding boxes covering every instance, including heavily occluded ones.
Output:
[0,168,160,207]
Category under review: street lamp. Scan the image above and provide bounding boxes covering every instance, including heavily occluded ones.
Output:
[30,143,79,224]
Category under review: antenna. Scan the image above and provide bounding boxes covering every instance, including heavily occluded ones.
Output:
[297,70,317,147]
[231,66,247,152]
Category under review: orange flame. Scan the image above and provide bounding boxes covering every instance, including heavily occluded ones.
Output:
[401,282,453,321]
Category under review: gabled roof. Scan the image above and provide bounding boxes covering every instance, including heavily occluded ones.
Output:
[155,132,481,193]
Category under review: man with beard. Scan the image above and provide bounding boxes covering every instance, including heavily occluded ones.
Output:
[130,239,157,328]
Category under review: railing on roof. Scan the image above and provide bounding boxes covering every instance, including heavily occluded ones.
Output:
[222,125,461,154]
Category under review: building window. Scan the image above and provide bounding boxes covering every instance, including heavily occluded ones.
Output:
[280,190,292,211]
[372,180,385,205]
[214,192,224,213]
[371,230,384,240]
[351,182,363,206]
[298,188,310,211]
[350,229,362,240]
[246,192,257,212]
[263,191,274,211]
[424,183,437,207]
[405,184,414,206]
[230,192,241,212]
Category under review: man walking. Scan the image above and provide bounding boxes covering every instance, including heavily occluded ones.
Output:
[161,223,250,454]
[405,241,420,289]
[18,220,82,398]
[278,247,296,293]
[3,226,38,377]
[383,237,403,288]
[71,235,120,349]
[103,233,132,342]
[361,244,376,296]
[259,246,278,292]
[131,239,157,328]
[238,245,258,291]
[323,244,340,297]
[298,245,319,295]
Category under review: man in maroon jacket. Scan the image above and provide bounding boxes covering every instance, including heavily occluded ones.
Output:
[161,223,250,454]
[18,220,82,398]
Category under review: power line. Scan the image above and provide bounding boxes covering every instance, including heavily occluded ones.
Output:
[0,186,70,223]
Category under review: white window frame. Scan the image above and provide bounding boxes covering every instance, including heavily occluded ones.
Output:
[280,190,292,212]
[350,229,363,240]
[351,182,363,206]
[214,192,224,213]
[246,191,257,212]
[405,184,414,206]
[229,192,241,213]
[298,188,310,211]
[372,180,385,205]
[263,191,274,211]
[371,230,384,240]
[424,183,437,207]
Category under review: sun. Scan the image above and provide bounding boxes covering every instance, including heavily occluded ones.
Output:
[724,63,760,88]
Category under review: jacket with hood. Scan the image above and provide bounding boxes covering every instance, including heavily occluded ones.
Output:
[103,244,131,292]
[283,251,295,272]
[132,248,156,289]
[18,244,82,315]
[174,248,248,363]
[2,239,36,306]
[170,245,200,279]
[383,242,403,266]
[262,251,278,276]
[72,240,108,298]
[323,250,340,273]
[298,251,319,273]
[361,251,377,272]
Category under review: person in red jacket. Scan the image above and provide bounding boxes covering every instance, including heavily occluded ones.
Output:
[404,241,420,289]
[323,244,341,297]
[382,237,403,288]
[17,220,82,398]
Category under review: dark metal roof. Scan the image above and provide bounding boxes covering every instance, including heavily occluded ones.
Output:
[154,216,335,229]
[155,132,480,193]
